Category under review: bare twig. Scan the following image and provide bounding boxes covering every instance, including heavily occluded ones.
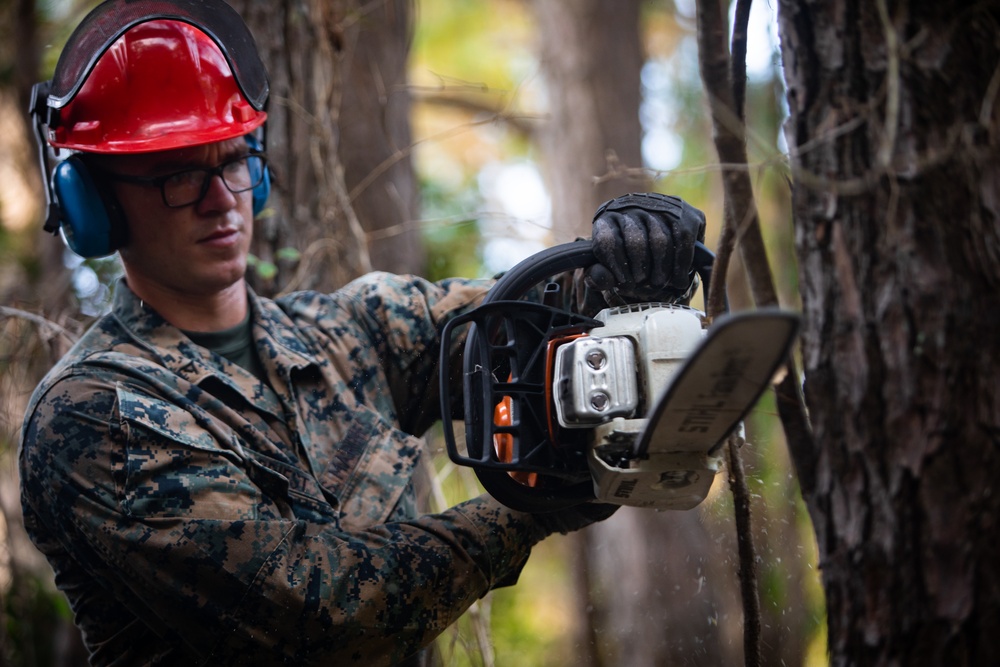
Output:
[694,2,762,665]
[346,107,541,205]
[731,0,752,123]
[0,306,79,344]
[696,0,815,472]
[727,434,762,665]
[414,88,542,139]
[875,0,901,170]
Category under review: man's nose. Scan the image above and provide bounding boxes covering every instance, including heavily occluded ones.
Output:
[196,173,239,214]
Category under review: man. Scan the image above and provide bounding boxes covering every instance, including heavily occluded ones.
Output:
[20,1,706,665]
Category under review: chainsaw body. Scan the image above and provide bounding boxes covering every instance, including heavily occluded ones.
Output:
[552,303,718,509]
[438,240,798,512]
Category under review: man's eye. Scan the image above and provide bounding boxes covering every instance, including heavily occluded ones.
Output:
[165,170,205,187]
[223,157,249,174]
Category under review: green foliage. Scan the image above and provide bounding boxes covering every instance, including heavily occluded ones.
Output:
[435,545,576,667]
[246,248,300,283]
[413,0,534,93]
[2,568,75,667]
[419,176,484,282]
[486,541,577,666]
[246,254,277,281]
[428,448,576,666]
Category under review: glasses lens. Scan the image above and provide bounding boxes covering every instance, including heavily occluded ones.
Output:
[222,155,262,193]
[161,155,265,207]
[163,169,208,207]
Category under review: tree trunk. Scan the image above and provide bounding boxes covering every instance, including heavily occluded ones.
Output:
[233,0,420,295]
[337,0,424,276]
[779,0,1000,664]
[532,0,649,241]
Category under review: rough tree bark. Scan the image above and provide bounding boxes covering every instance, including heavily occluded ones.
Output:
[232,0,421,295]
[779,0,1000,664]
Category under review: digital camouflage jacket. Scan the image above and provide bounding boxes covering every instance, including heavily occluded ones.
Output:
[19,273,550,666]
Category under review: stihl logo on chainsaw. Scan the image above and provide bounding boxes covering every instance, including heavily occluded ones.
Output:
[679,352,752,433]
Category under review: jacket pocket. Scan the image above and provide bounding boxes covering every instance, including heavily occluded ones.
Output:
[318,405,424,530]
[115,385,262,520]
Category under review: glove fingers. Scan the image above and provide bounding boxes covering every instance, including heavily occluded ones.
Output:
[591,193,708,302]
[584,263,617,291]
[644,211,673,288]
[592,216,629,284]
[619,213,651,284]
[670,202,706,286]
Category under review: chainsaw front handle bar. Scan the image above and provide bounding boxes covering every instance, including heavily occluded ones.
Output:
[480,239,716,310]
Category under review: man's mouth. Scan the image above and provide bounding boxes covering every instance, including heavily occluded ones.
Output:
[199,227,241,246]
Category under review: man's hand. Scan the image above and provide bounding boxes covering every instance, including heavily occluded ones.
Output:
[531,501,619,536]
[590,193,706,302]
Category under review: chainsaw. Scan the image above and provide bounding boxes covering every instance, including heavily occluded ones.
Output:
[438,240,798,513]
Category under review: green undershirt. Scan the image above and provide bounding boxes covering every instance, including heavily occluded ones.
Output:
[183,311,267,382]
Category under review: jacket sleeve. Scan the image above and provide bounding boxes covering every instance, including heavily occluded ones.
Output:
[336,273,493,437]
[329,271,588,437]
[20,370,547,665]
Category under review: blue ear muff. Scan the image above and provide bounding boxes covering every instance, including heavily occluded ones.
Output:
[51,156,123,259]
[244,134,271,216]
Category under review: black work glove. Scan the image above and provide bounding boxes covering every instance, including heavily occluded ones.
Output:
[531,501,619,536]
[590,193,707,302]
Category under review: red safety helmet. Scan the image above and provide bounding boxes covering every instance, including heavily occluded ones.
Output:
[48,18,266,153]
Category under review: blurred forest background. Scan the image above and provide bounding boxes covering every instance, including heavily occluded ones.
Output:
[0,0,823,665]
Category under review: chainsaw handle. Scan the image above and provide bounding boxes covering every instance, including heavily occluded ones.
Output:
[482,239,716,307]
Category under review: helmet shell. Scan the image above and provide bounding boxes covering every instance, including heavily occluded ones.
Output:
[50,19,267,153]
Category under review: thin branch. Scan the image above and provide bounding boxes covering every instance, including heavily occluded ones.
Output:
[414,88,541,139]
[0,306,80,344]
[695,3,762,666]
[875,0,901,170]
[346,109,541,205]
[696,0,815,475]
[727,434,762,666]
[731,0,752,123]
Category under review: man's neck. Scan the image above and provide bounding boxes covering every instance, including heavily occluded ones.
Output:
[126,278,249,333]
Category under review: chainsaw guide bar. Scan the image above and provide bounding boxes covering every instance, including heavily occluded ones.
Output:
[591,309,799,509]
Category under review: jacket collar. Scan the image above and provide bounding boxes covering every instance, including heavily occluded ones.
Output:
[108,278,319,415]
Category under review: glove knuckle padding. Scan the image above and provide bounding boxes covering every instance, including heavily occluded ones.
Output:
[595,192,682,217]
[591,192,707,300]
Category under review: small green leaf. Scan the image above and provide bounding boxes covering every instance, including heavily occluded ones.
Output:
[275,247,302,262]
[255,261,278,280]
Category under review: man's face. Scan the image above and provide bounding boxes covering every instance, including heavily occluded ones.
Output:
[105,137,255,300]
